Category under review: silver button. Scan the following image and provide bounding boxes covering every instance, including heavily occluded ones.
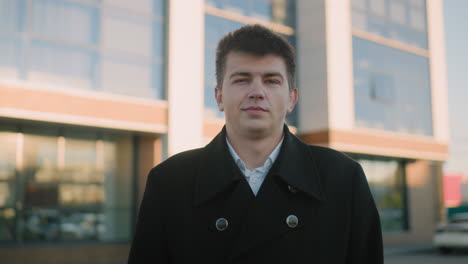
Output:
[288,185,298,193]
[286,215,299,228]
[252,178,258,184]
[215,218,229,231]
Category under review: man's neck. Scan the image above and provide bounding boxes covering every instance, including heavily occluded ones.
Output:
[226,126,284,170]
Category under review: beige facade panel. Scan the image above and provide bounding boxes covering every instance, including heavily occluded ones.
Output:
[296,0,330,132]
[0,84,167,133]
[300,129,449,161]
[427,0,450,143]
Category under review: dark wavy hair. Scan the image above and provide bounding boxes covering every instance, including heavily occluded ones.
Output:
[215,24,296,91]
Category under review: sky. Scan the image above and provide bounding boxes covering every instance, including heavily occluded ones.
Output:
[443,0,468,174]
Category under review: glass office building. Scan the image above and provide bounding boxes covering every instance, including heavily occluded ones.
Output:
[0,0,449,263]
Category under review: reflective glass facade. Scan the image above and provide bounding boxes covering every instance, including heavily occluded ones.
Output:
[353,37,433,136]
[351,0,433,136]
[0,0,166,99]
[206,0,295,27]
[351,0,428,49]
[204,0,298,126]
[351,154,408,232]
[0,123,134,243]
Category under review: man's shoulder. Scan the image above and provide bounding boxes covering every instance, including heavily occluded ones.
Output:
[151,147,205,173]
[304,143,357,168]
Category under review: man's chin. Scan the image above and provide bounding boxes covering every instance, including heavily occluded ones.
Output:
[240,122,272,138]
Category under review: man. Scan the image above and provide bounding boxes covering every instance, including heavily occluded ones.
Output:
[128,24,383,263]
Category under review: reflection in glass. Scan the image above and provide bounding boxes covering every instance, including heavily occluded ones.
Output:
[351,0,428,49]
[102,0,152,15]
[59,184,104,207]
[0,208,15,241]
[0,37,19,79]
[0,0,167,99]
[28,40,96,90]
[101,11,152,57]
[0,130,16,180]
[207,0,295,27]
[32,0,99,45]
[23,133,57,172]
[23,208,60,241]
[1,124,134,243]
[100,58,155,98]
[0,128,17,242]
[353,36,432,136]
[0,0,23,33]
[60,211,100,241]
[251,0,272,20]
[353,156,407,232]
[64,136,97,180]
[224,0,250,16]
[0,183,15,207]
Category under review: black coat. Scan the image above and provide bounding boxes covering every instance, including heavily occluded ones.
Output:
[128,125,383,264]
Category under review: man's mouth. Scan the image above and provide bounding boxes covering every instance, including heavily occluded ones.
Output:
[242,106,267,112]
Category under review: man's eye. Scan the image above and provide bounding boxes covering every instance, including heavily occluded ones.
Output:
[233,79,248,84]
[266,79,280,84]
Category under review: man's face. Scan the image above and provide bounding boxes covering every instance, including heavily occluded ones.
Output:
[215,51,298,138]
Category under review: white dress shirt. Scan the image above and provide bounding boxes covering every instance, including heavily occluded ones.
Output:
[226,137,283,196]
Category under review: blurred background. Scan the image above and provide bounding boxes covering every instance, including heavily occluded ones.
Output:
[0,0,466,263]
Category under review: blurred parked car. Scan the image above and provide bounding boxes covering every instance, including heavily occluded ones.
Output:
[434,213,468,254]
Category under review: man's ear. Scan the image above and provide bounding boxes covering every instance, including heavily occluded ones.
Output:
[287,88,298,113]
[215,87,224,111]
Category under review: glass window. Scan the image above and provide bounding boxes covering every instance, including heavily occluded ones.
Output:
[0,124,135,243]
[28,40,96,90]
[22,131,60,242]
[0,0,24,34]
[207,0,295,27]
[0,36,20,79]
[31,0,99,46]
[204,15,244,119]
[272,0,296,27]
[351,155,408,232]
[0,0,167,100]
[153,0,166,17]
[102,0,152,15]
[99,134,133,241]
[352,36,432,136]
[0,208,16,242]
[101,11,153,58]
[251,0,272,21]
[351,0,428,49]
[100,57,157,98]
[224,0,250,16]
[0,127,17,242]
[152,18,165,60]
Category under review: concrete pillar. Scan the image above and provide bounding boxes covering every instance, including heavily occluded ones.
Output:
[167,0,205,155]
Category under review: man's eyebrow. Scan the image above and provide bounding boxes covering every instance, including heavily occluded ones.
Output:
[263,72,284,80]
[229,72,251,79]
[229,72,285,80]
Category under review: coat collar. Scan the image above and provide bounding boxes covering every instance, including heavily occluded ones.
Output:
[194,124,326,206]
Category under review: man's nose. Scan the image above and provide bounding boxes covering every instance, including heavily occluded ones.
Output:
[248,78,265,99]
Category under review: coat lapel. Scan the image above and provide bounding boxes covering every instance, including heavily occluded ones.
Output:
[193,125,327,261]
[228,125,327,260]
[193,127,246,207]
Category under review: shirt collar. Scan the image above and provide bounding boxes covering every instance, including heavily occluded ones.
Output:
[193,125,326,207]
[225,136,284,173]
